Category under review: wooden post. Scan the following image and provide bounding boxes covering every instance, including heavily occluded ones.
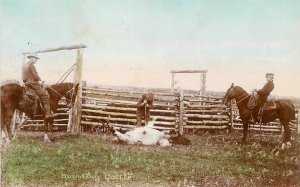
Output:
[11,110,19,134]
[201,73,206,96]
[71,49,83,134]
[179,89,184,135]
[67,108,73,133]
[171,73,175,93]
[23,44,86,55]
[297,110,300,133]
[170,70,207,95]
[199,73,202,95]
[82,81,87,105]
[229,101,233,132]
[19,113,26,130]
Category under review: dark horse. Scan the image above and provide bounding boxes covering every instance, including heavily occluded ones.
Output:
[223,83,295,145]
[1,82,79,143]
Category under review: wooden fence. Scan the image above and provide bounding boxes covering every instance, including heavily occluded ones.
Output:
[20,85,299,134]
[183,94,230,133]
[80,86,178,131]
[21,101,69,131]
[182,95,298,133]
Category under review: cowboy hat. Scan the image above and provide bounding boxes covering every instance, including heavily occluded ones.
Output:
[27,53,40,59]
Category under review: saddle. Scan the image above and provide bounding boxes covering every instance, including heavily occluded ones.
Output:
[261,100,278,110]
[18,87,41,117]
[249,97,278,123]
[247,92,258,109]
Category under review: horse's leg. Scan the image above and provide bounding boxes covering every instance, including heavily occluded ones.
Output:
[2,109,14,146]
[279,120,292,150]
[2,126,10,145]
[281,120,291,143]
[242,121,248,143]
[6,123,13,140]
[4,109,15,140]
[44,119,51,142]
[49,118,54,140]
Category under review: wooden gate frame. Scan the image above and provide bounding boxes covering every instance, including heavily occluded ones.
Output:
[22,44,86,134]
[170,70,207,95]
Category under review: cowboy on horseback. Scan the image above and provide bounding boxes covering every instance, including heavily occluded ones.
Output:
[248,73,274,109]
[247,73,275,122]
[22,53,53,119]
[256,73,274,107]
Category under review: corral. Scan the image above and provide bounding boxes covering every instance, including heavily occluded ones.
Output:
[2,47,300,187]
[3,74,300,187]
[19,83,299,135]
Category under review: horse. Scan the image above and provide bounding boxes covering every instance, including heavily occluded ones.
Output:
[222,83,295,146]
[1,82,79,143]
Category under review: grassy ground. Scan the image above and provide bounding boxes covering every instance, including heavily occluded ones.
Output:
[1,131,300,187]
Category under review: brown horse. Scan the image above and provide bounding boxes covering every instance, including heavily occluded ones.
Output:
[1,82,79,143]
[222,83,295,145]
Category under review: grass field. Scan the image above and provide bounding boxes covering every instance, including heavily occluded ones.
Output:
[2,131,300,187]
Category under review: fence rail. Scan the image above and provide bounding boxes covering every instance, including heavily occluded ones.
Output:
[80,86,178,131]
[20,84,299,135]
[20,102,69,131]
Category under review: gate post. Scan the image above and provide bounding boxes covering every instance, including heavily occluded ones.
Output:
[71,49,83,134]
[297,109,299,133]
[179,89,184,135]
[171,72,175,93]
[228,101,233,132]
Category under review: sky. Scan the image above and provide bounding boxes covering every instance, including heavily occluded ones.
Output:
[1,0,300,97]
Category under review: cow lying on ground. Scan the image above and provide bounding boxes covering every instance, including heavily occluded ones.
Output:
[110,125,190,147]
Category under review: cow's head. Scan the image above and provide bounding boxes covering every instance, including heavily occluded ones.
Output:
[167,130,191,145]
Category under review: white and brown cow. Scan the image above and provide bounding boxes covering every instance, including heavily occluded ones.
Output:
[110,124,190,147]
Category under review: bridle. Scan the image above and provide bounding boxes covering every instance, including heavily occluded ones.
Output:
[47,84,77,107]
[225,86,250,105]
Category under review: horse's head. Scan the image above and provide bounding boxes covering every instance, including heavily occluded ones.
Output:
[64,83,79,109]
[222,83,235,106]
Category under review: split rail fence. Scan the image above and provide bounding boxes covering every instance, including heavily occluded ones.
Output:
[20,100,69,131]
[20,84,299,134]
[80,86,178,131]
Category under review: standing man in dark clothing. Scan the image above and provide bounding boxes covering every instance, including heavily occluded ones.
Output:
[22,53,53,119]
[256,73,275,107]
[136,91,154,126]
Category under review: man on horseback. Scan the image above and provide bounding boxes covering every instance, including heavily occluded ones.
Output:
[256,73,275,107]
[247,73,275,121]
[248,73,274,109]
[22,53,53,119]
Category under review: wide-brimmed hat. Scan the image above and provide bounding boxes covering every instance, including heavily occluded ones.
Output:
[266,73,274,78]
[27,53,39,59]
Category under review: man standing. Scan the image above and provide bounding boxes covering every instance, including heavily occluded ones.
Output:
[22,53,53,119]
[256,73,275,107]
[136,91,154,126]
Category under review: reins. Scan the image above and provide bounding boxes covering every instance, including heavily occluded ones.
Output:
[47,84,75,104]
[235,94,250,105]
[229,87,251,105]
